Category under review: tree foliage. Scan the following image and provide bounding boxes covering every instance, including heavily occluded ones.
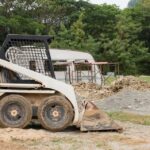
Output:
[0,0,149,74]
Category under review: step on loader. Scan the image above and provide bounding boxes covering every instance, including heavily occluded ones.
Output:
[0,34,122,132]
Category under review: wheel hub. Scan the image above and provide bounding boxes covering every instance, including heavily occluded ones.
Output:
[50,107,62,121]
[4,103,23,122]
[52,110,60,117]
[10,109,18,117]
[44,104,65,122]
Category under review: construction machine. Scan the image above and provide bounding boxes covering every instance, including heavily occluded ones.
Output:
[0,34,122,132]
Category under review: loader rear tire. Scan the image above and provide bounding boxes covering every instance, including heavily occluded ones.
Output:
[0,95,32,128]
[38,95,74,132]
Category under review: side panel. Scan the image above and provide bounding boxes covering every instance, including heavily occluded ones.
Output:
[0,59,79,124]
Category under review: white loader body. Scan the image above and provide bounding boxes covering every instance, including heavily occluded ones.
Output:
[0,59,79,124]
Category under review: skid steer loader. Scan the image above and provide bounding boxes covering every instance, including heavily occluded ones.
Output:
[0,34,122,132]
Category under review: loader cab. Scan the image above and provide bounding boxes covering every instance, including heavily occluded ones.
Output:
[0,66,40,85]
[0,34,55,80]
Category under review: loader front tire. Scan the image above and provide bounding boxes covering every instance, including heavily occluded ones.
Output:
[0,95,32,128]
[38,95,74,132]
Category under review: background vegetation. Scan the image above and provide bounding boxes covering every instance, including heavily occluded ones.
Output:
[0,0,149,75]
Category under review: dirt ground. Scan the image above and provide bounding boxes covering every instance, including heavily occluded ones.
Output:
[0,122,150,150]
[0,76,150,150]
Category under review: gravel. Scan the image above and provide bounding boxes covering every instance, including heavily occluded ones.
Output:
[96,89,150,115]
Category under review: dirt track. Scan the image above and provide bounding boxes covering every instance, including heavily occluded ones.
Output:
[0,121,150,150]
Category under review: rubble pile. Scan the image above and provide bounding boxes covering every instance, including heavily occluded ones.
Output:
[74,76,150,101]
[111,76,150,92]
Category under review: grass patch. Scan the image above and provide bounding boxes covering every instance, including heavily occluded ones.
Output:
[104,76,116,85]
[104,75,150,85]
[138,75,150,83]
[108,112,150,125]
[52,138,62,144]
[96,142,110,149]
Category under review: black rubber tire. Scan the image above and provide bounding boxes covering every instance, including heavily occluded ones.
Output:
[38,95,74,132]
[0,94,32,128]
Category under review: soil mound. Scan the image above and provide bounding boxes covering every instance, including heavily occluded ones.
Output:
[111,76,150,92]
[74,76,150,101]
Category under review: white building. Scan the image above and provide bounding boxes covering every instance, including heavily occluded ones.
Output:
[50,49,102,85]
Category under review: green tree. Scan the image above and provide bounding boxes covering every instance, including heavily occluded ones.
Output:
[71,13,85,44]
[83,4,120,40]
[51,23,73,49]
[134,0,150,74]
[0,0,149,74]
[97,10,148,74]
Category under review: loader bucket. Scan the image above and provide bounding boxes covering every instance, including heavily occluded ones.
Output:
[79,101,123,132]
